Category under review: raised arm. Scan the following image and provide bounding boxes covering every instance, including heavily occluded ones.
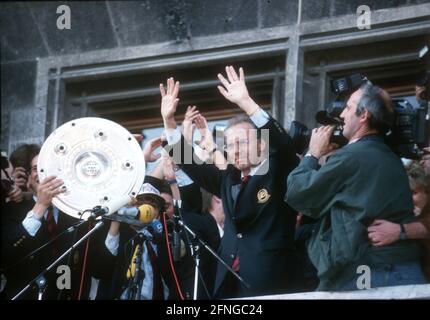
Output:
[160,77,180,130]
[217,66,260,116]
[160,77,223,197]
[218,66,296,160]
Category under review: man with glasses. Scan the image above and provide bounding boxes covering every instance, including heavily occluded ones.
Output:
[160,66,299,298]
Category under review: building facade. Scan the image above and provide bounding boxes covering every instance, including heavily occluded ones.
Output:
[1,0,429,152]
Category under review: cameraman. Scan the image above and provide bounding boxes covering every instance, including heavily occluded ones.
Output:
[285,82,426,291]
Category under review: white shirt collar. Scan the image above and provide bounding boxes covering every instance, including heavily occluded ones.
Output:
[241,158,268,179]
[348,138,360,145]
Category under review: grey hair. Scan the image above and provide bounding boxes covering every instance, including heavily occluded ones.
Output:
[225,114,257,132]
[355,81,394,133]
[225,114,262,140]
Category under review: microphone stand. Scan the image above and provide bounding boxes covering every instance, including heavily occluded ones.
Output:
[36,276,46,301]
[191,238,201,300]
[177,220,250,298]
[12,220,105,300]
[126,232,146,301]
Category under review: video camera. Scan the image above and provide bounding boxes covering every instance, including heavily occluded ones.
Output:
[385,98,429,159]
[290,73,366,155]
[290,71,429,159]
[1,151,14,199]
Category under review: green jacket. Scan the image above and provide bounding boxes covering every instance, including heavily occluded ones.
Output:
[285,135,420,290]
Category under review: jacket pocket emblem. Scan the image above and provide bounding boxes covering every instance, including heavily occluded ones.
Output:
[257,189,270,203]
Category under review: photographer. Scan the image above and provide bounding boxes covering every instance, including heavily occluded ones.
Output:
[285,82,427,291]
[1,152,24,206]
[9,144,40,192]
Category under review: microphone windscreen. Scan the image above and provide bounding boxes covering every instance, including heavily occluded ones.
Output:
[138,204,157,223]
[150,219,163,235]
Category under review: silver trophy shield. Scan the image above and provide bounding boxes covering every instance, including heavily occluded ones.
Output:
[37,117,146,220]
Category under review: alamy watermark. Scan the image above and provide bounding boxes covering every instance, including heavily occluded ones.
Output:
[56,265,71,290]
[356,264,371,290]
[165,128,270,175]
[57,5,71,30]
[357,5,371,30]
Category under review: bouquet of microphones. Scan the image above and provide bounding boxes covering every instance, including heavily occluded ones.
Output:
[104,204,162,233]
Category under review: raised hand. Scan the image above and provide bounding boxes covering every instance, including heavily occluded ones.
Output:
[160,77,180,129]
[133,134,144,142]
[32,176,65,219]
[194,114,215,151]
[142,137,163,163]
[194,114,227,169]
[182,105,200,144]
[217,66,259,115]
[161,155,176,181]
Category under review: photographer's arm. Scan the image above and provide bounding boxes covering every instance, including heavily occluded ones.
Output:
[285,151,353,219]
[285,126,345,218]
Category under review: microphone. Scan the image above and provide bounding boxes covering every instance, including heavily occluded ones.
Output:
[172,200,182,262]
[117,204,157,223]
[149,219,163,236]
[91,195,132,219]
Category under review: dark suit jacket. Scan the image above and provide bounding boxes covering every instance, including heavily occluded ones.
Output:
[166,115,299,298]
[1,199,85,300]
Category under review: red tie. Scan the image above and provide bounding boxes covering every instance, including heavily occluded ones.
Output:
[232,256,240,272]
[46,206,58,257]
[232,176,249,272]
[46,206,57,237]
[240,175,250,190]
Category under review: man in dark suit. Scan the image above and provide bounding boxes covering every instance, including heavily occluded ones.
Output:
[1,153,85,300]
[160,66,299,298]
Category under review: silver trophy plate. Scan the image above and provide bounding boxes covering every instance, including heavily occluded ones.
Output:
[38,117,146,220]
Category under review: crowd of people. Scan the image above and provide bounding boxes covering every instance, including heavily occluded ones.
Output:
[1,65,429,300]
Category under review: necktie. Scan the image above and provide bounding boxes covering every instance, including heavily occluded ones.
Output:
[145,241,164,300]
[232,175,249,271]
[46,206,58,257]
[46,206,57,235]
[232,256,240,273]
[240,175,250,190]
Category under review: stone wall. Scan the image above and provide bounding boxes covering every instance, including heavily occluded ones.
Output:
[1,0,430,152]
